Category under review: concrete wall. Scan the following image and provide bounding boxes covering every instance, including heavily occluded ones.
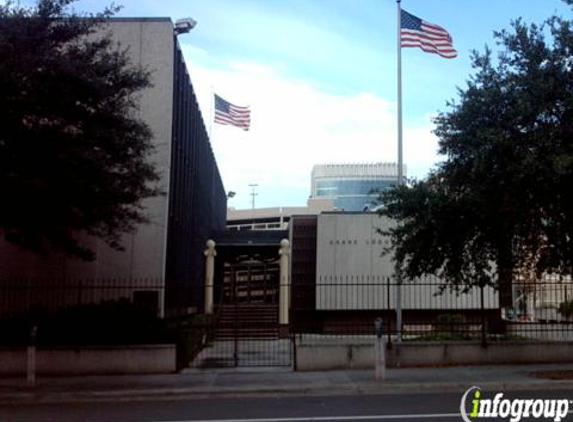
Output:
[315,213,498,311]
[295,339,573,371]
[0,19,174,281]
[227,198,335,231]
[0,19,175,315]
[0,344,176,376]
[507,323,573,341]
[98,19,175,281]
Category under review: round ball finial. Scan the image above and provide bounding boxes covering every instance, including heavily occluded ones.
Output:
[206,239,216,249]
[280,239,290,248]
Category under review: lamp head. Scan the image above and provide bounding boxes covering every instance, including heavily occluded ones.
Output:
[174,18,197,35]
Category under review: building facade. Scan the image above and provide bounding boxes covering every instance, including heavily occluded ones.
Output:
[0,18,226,317]
[310,163,405,211]
[226,198,334,231]
[289,212,501,334]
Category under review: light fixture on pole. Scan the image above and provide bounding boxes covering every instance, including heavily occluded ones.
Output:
[174,17,197,35]
[248,184,258,210]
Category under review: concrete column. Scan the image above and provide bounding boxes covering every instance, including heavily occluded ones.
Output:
[204,239,216,315]
[527,292,536,321]
[279,239,291,325]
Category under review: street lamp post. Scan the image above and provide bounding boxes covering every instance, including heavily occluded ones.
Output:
[249,184,258,209]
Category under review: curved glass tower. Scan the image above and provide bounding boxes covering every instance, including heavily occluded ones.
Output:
[311,163,405,211]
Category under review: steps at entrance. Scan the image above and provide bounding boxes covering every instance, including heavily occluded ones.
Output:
[215,304,279,339]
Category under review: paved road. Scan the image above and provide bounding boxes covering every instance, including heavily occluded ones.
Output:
[1,390,572,422]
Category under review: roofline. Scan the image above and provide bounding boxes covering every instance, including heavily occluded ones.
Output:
[321,211,379,215]
[216,243,284,247]
[103,17,172,22]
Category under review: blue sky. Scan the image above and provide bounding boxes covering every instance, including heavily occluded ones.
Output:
[21,0,573,209]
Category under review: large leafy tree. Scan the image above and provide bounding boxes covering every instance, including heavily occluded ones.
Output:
[0,0,160,260]
[380,8,573,303]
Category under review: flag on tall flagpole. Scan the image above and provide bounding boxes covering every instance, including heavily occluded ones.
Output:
[400,9,457,59]
[395,2,456,342]
[214,94,251,131]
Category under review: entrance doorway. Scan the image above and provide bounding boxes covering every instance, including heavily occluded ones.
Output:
[220,255,280,305]
[189,234,293,369]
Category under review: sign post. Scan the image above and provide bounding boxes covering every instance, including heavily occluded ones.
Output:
[374,317,386,380]
[27,325,37,387]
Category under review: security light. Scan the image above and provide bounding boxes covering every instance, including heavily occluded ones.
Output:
[174,18,197,35]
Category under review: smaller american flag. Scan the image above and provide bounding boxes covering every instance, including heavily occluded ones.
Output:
[401,9,457,59]
[214,94,251,131]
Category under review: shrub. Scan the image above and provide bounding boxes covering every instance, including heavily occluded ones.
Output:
[434,313,471,339]
[558,300,573,319]
[0,299,171,346]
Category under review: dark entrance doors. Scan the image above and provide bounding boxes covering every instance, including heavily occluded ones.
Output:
[221,257,280,305]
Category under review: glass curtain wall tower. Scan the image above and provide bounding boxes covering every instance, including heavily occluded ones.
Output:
[310,163,405,211]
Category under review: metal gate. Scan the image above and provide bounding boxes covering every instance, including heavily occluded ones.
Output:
[188,259,293,369]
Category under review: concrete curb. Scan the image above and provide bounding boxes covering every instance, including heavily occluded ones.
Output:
[2,379,573,404]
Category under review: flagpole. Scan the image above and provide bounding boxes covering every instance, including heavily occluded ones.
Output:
[208,85,214,140]
[396,0,403,343]
[397,0,403,188]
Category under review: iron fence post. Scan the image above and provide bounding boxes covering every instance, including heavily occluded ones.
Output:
[234,297,239,367]
[480,283,487,348]
[386,276,392,349]
[27,325,37,387]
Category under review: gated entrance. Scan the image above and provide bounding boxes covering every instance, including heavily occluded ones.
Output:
[221,257,279,305]
[189,230,293,369]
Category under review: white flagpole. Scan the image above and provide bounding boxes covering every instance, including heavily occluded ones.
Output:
[396,0,403,343]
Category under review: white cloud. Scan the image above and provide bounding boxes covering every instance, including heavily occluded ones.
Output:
[403,125,443,180]
[181,44,210,59]
[228,61,280,77]
[181,50,441,209]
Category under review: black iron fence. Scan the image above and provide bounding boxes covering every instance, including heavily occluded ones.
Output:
[2,276,573,370]
[290,277,573,344]
[0,277,216,368]
[0,278,167,346]
[0,277,165,319]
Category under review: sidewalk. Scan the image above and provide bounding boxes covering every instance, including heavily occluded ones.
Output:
[1,363,573,404]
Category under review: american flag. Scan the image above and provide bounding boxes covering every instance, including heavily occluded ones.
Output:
[401,9,457,59]
[214,94,251,131]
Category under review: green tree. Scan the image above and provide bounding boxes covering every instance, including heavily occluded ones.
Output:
[0,0,160,260]
[380,10,573,301]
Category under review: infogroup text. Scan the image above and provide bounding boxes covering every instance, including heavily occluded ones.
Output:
[460,387,571,422]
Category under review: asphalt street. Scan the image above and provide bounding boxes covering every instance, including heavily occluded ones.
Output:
[1,389,572,422]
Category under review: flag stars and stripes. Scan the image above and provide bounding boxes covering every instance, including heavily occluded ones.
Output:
[214,94,251,131]
[401,9,457,59]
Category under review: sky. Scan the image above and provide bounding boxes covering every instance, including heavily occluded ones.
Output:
[20,0,573,209]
